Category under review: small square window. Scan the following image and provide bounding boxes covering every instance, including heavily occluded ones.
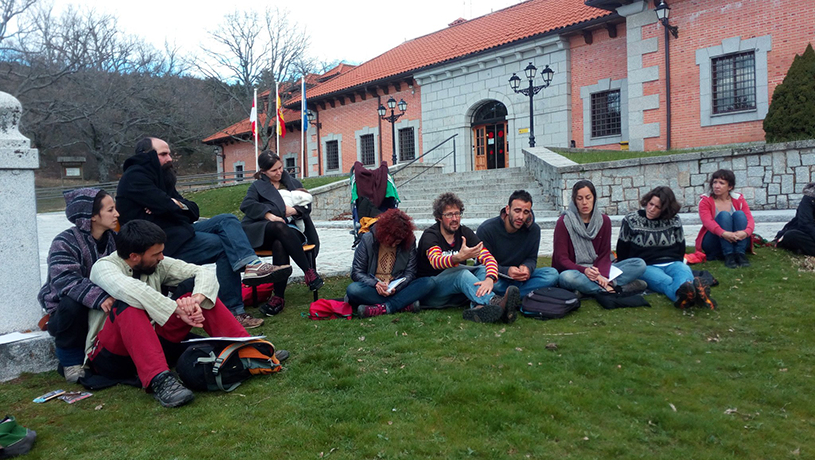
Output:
[326,140,339,171]
[590,90,621,138]
[712,51,756,114]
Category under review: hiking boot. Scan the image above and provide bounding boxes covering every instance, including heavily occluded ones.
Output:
[274,349,290,362]
[617,279,648,294]
[736,253,751,268]
[235,312,264,329]
[150,371,194,408]
[693,277,717,310]
[259,296,285,316]
[63,365,85,384]
[724,253,739,269]
[493,285,520,323]
[243,263,292,286]
[673,281,696,309]
[463,303,504,323]
[401,301,421,314]
[304,268,324,291]
[358,304,387,318]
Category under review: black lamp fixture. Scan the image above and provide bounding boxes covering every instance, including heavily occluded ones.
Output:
[654,0,678,150]
[508,62,555,148]
[377,96,408,165]
[655,0,678,38]
[306,108,320,128]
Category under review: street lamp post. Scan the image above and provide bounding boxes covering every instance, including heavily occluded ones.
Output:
[377,96,407,165]
[655,0,678,150]
[509,62,554,148]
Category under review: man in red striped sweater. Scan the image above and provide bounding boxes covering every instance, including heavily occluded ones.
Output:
[416,193,520,323]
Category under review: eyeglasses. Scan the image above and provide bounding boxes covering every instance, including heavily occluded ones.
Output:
[442,212,462,219]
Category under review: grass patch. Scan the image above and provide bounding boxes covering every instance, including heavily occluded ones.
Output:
[3,247,815,459]
[187,175,347,218]
[550,147,712,164]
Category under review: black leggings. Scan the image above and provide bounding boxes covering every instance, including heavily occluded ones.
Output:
[259,221,313,297]
[778,229,815,256]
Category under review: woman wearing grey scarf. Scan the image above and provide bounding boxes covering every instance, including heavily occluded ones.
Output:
[552,180,646,296]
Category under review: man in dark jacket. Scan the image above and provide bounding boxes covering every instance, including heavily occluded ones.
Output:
[477,190,558,297]
[116,137,291,329]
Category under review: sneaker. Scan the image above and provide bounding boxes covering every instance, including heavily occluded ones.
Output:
[63,365,85,384]
[150,371,194,408]
[235,312,264,329]
[259,296,285,316]
[401,301,421,314]
[736,253,751,268]
[617,279,648,294]
[493,285,520,324]
[673,281,696,309]
[358,304,387,318]
[304,268,324,291]
[274,349,290,362]
[243,263,292,286]
[724,253,739,269]
[693,277,717,310]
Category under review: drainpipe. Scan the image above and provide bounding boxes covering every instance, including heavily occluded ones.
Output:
[377,94,383,164]
[315,109,322,175]
[664,24,672,151]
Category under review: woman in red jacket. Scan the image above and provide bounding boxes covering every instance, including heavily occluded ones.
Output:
[695,169,755,268]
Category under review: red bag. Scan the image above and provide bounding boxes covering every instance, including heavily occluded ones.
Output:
[242,283,274,307]
[307,299,352,320]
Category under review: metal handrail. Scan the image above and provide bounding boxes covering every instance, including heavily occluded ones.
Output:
[392,134,458,174]
[391,134,458,187]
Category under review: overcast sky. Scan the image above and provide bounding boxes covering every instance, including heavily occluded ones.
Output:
[50,0,524,66]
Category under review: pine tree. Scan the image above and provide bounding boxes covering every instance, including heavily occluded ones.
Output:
[764,43,815,143]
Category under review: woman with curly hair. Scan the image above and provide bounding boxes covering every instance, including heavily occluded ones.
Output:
[617,186,716,309]
[347,208,435,318]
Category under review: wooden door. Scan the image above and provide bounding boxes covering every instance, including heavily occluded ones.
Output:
[473,122,508,170]
[473,126,486,170]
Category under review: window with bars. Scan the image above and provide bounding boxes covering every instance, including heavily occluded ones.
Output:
[326,140,339,171]
[234,164,244,182]
[590,90,621,138]
[360,134,375,165]
[398,127,415,161]
[712,51,756,114]
[285,157,296,174]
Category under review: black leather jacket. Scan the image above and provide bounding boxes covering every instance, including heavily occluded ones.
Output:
[351,228,417,291]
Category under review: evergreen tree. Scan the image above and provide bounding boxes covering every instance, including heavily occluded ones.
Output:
[764,43,815,143]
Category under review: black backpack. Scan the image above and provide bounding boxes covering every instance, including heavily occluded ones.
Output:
[520,287,580,320]
[176,338,281,392]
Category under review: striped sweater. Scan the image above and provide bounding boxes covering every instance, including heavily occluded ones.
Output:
[416,222,498,279]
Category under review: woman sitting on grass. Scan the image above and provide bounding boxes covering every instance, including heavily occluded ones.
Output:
[347,208,435,318]
[776,182,815,256]
[38,188,119,383]
[696,169,755,268]
[241,151,323,316]
[553,180,646,296]
[616,186,716,309]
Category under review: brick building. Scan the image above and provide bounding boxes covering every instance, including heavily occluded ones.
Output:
[204,0,815,177]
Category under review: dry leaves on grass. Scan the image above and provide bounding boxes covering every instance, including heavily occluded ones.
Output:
[794,256,815,273]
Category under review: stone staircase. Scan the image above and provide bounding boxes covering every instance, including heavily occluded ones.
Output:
[393,167,558,220]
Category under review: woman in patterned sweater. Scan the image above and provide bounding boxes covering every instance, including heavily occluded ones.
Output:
[616,186,716,309]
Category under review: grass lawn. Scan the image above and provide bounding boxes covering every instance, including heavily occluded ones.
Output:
[187,175,347,218]
[2,247,814,459]
[550,147,713,164]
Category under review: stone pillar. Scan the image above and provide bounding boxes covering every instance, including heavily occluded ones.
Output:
[0,91,42,334]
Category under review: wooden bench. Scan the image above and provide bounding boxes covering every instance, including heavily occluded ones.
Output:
[251,244,319,305]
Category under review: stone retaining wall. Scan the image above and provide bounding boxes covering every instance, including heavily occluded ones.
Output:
[524,141,815,214]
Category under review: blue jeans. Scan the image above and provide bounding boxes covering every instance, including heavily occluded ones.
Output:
[558,258,646,295]
[639,262,693,302]
[422,265,495,308]
[702,211,748,259]
[346,277,436,313]
[493,267,559,297]
[172,214,258,315]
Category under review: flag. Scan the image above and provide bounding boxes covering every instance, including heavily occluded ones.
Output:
[250,95,257,139]
[302,78,308,127]
[276,89,286,138]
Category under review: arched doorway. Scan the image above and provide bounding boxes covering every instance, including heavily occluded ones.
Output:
[472,101,508,170]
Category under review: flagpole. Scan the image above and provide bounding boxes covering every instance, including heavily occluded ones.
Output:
[253,88,258,174]
[301,76,306,179]
[275,81,280,158]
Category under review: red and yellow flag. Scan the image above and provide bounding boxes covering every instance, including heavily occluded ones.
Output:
[276,89,286,138]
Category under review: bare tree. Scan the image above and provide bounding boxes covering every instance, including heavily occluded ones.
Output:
[196,6,311,151]
[0,0,36,46]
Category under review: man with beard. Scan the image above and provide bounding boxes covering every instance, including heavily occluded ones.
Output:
[476,190,558,297]
[116,137,291,329]
[88,220,254,408]
[416,192,521,323]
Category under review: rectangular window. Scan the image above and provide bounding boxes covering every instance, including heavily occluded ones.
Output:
[285,157,296,174]
[360,134,375,165]
[235,164,244,182]
[326,140,339,171]
[398,127,415,161]
[590,90,621,138]
[712,51,756,114]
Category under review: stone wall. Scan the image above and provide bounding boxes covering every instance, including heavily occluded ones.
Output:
[524,141,815,214]
[310,162,444,221]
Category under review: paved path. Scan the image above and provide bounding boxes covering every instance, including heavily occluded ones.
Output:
[37,210,792,282]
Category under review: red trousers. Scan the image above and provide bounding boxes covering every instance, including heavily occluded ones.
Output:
[88,296,249,388]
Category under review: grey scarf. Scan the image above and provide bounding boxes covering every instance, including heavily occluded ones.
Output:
[563,201,604,267]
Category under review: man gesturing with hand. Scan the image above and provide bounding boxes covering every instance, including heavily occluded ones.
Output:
[416,193,520,324]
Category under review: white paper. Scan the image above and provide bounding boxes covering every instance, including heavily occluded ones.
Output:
[608,265,623,282]
[182,335,265,344]
[387,278,406,292]
[0,332,41,345]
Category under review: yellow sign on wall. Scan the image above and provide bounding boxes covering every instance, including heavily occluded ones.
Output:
[518,128,529,134]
